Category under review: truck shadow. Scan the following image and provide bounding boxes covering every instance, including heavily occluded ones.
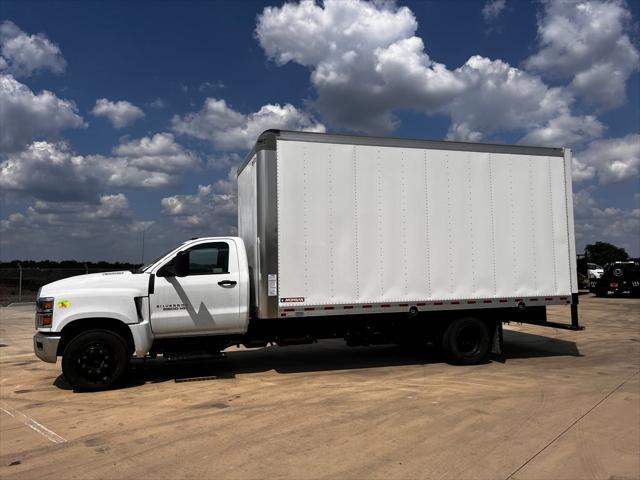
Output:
[500,329,582,360]
[53,329,581,391]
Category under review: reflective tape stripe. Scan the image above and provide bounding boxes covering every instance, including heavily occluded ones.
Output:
[278,296,571,316]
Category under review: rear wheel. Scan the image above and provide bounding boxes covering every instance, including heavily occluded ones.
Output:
[442,317,490,365]
[61,330,129,391]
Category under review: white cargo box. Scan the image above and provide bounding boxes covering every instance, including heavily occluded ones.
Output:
[238,130,577,320]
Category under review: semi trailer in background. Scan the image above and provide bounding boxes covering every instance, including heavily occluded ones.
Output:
[34,130,581,390]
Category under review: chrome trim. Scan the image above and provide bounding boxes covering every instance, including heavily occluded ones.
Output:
[33,333,60,363]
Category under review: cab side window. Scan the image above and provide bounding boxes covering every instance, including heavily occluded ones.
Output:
[187,242,229,275]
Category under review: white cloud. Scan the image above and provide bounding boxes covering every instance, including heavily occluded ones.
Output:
[0,194,157,261]
[373,36,466,109]
[571,156,596,183]
[113,133,199,173]
[445,56,603,146]
[28,194,132,221]
[199,80,225,91]
[518,113,604,147]
[524,0,640,109]
[255,0,602,145]
[256,0,464,133]
[92,98,145,128]
[0,20,66,77]
[574,134,640,184]
[1,167,241,261]
[573,187,640,255]
[90,133,201,188]
[257,0,416,70]
[161,169,237,232]
[0,74,85,153]
[0,134,201,202]
[0,187,238,261]
[149,98,165,109]
[0,141,99,202]
[482,0,506,21]
[172,98,325,150]
[206,152,242,169]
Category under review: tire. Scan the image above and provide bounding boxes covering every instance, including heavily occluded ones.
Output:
[442,317,490,365]
[61,330,129,391]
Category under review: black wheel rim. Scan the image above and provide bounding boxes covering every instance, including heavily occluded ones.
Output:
[456,326,482,355]
[75,341,116,384]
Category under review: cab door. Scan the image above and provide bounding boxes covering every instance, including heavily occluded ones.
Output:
[149,240,241,336]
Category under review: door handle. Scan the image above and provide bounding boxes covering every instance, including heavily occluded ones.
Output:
[218,280,237,287]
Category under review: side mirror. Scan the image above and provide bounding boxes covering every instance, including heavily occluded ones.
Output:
[174,251,189,277]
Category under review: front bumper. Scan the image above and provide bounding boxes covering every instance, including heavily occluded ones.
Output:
[33,332,61,363]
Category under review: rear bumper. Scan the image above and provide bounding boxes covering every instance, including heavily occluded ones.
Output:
[33,333,61,363]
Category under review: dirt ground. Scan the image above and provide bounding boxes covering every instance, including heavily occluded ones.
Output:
[0,295,638,480]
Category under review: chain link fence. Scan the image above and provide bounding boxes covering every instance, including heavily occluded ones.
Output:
[0,265,140,306]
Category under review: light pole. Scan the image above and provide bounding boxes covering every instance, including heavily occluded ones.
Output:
[17,262,22,303]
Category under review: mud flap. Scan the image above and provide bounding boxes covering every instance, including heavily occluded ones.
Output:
[491,321,503,356]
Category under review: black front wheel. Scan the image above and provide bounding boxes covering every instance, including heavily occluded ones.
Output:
[442,317,490,365]
[62,330,129,391]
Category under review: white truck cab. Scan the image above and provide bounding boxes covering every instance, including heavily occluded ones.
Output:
[34,237,249,390]
[587,262,604,291]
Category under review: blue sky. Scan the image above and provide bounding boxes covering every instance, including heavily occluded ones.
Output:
[1,0,639,262]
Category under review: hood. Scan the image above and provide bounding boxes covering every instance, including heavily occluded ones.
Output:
[40,271,150,297]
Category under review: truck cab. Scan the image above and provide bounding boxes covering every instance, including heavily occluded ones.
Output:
[34,237,249,390]
[587,262,604,291]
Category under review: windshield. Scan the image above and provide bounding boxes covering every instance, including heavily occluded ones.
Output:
[137,246,179,273]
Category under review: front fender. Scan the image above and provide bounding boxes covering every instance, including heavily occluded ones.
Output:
[48,291,155,356]
[50,289,141,332]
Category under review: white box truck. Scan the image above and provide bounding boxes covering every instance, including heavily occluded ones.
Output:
[33,130,581,391]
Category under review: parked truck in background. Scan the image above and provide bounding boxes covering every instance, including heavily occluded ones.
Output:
[594,259,640,297]
[33,130,581,391]
[587,263,604,291]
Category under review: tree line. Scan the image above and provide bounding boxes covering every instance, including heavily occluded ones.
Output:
[582,241,633,267]
[0,260,141,269]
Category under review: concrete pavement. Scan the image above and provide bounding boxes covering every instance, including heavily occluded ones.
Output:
[1,295,638,479]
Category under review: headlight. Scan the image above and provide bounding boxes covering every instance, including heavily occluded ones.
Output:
[35,297,54,328]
